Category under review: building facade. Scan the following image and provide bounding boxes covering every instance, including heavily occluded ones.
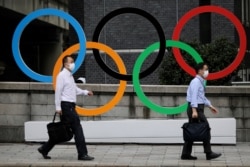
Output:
[0,0,68,81]
[0,0,249,84]
[69,0,236,85]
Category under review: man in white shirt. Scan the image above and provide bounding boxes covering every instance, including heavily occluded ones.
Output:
[38,55,94,161]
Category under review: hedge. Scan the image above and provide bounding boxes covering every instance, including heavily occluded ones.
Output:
[159,38,241,85]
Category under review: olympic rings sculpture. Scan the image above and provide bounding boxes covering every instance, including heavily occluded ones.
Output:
[11,6,247,116]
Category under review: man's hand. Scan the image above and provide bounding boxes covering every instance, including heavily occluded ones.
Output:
[88,91,94,96]
[192,108,198,118]
[56,110,62,115]
[209,106,218,114]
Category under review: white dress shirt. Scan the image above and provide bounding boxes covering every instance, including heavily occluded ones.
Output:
[55,68,89,111]
[186,75,211,108]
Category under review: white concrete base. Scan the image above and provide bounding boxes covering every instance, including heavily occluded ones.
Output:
[24,118,236,144]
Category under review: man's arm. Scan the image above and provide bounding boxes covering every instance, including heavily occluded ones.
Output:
[204,91,218,114]
[204,96,212,107]
[76,86,93,96]
[55,75,63,113]
[190,80,199,118]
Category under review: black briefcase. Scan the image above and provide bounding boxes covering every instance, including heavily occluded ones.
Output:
[182,120,211,142]
[47,113,73,143]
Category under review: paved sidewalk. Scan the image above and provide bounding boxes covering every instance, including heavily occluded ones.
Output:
[0,143,250,167]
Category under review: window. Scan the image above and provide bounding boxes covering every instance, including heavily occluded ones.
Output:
[242,0,250,27]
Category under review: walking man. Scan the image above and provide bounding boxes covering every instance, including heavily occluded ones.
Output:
[38,55,94,161]
[181,62,221,160]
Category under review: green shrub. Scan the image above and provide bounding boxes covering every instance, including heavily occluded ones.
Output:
[159,38,240,85]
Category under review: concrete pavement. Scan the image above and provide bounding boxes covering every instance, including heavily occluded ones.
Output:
[0,143,250,167]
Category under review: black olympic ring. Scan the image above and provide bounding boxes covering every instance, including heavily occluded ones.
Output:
[92,7,166,81]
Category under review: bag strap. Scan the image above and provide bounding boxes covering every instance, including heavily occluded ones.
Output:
[53,112,63,122]
[52,112,57,122]
[195,76,206,89]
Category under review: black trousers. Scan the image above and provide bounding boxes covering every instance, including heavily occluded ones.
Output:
[41,101,88,157]
[181,103,212,156]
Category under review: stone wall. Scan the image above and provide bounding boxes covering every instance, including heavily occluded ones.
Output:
[0,82,249,142]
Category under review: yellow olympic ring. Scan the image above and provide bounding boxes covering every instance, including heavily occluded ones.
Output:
[52,42,127,116]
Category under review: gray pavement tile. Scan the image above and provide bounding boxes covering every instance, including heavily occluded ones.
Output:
[102,155,119,158]
[194,162,212,166]
[1,143,250,166]
[178,161,195,166]
[242,162,250,166]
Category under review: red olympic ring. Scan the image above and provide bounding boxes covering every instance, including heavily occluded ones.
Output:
[172,5,247,80]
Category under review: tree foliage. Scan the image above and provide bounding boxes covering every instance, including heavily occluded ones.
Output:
[159,38,240,85]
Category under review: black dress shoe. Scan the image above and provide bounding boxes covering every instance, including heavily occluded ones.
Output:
[181,155,197,160]
[38,147,51,159]
[78,155,95,161]
[206,152,221,160]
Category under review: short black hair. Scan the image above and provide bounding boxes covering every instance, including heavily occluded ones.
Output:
[195,62,207,74]
[62,55,72,67]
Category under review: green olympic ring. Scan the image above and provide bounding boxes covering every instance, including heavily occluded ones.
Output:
[133,40,204,115]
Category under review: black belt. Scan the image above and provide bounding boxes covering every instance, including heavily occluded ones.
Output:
[61,101,76,105]
[187,102,204,108]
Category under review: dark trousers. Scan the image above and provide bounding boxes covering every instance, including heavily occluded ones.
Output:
[41,102,88,157]
[181,103,212,156]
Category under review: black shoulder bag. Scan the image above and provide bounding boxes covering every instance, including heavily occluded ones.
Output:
[47,113,73,143]
[182,119,211,142]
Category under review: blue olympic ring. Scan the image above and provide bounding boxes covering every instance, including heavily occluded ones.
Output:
[12,8,86,82]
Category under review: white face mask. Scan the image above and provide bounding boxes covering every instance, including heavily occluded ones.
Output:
[203,70,209,78]
[68,63,75,71]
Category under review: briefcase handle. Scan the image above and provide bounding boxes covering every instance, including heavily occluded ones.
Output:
[52,112,62,123]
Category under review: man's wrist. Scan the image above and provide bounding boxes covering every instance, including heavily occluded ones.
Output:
[192,108,197,112]
[56,107,61,111]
